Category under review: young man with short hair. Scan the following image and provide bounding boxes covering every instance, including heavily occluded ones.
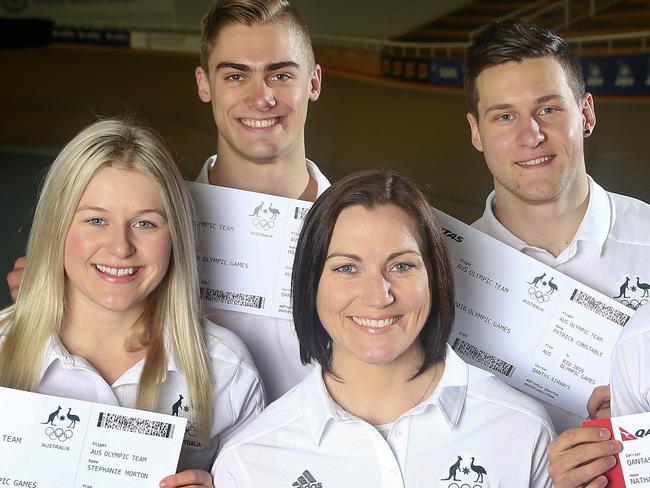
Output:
[463,19,650,486]
[194,0,326,201]
[191,0,329,407]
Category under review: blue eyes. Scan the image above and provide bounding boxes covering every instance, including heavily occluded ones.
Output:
[133,220,156,229]
[497,107,557,122]
[85,218,156,229]
[333,263,413,275]
[335,264,356,274]
[392,263,413,272]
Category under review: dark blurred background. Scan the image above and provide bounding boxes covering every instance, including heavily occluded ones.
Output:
[1,0,649,306]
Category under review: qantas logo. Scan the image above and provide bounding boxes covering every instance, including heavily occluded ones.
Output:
[620,427,638,441]
[618,426,650,441]
[441,227,463,243]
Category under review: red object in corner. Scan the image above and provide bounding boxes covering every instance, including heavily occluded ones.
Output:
[582,418,626,488]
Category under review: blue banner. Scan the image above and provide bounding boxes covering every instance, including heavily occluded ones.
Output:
[582,55,650,96]
[382,54,650,96]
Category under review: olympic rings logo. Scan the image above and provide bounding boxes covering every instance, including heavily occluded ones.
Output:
[45,426,74,442]
[252,217,275,231]
[445,484,483,488]
[185,422,197,437]
[620,298,648,311]
[528,287,550,303]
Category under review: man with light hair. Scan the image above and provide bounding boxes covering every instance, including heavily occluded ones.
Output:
[463,19,650,487]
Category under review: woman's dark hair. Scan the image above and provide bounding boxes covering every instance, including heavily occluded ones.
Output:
[292,169,455,377]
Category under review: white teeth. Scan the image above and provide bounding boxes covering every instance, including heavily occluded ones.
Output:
[351,316,398,328]
[95,264,137,277]
[519,156,552,166]
[240,118,278,128]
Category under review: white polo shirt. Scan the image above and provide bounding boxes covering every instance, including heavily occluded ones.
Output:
[35,319,264,472]
[473,176,650,432]
[196,155,330,403]
[611,303,650,416]
[212,346,555,488]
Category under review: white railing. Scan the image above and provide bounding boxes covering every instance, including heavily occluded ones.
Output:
[312,0,641,57]
[568,30,650,55]
[312,30,650,58]
[473,0,625,35]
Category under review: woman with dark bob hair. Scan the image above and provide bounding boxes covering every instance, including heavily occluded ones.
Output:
[213,169,555,487]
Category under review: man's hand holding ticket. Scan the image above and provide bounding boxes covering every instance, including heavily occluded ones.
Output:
[583,412,650,487]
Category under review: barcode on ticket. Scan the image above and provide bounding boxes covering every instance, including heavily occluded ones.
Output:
[200,287,266,309]
[293,207,309,220]
[570,289,630,327]
[97,412,175,438]
[452,338,516,378]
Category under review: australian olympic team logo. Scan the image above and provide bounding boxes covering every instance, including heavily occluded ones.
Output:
[170,394,199,442]
[41,405,81,442]
[249,201,280,231]
[527,272,559,303]
[614,276,650,310]
[440,454,488,488]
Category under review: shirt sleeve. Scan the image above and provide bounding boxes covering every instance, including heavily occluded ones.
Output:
[529,420,555,488]
[216,363,265,453]
[212,451,243,488]
[611,312,650,416]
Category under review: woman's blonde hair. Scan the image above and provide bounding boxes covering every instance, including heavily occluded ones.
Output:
[0,117,213,440]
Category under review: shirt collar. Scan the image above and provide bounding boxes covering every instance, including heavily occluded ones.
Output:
[573,176,610,254]
[39,335,74,380]
[300,345,470,444]
[478,190,528,251]
[422,345,468,430]
[38,333,181,385]
[300,365,337,445]
[199,155,330,196]
[479,175,611,255]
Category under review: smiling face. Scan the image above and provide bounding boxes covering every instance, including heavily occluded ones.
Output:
[316,204,431,370]
[63,166,172,318]
[467,56,595,205]
[195,22,321,164]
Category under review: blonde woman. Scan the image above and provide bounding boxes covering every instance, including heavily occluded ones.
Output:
[0,118,264,488]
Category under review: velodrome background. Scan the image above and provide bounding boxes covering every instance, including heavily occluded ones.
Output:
[1,0,648,305]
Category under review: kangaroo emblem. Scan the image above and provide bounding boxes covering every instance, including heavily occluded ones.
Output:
[249,201,264,217]
[41,406,62,426]
[636,277,650,298]
[171,394,184,416]
[66,408,80,428]
[548,277,558,295]
[614,277,631,299]
[528,273,546,288]
[441,455,463,481]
